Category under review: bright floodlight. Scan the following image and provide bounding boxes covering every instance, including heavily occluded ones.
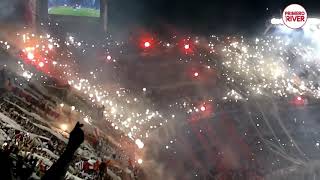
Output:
[194,72,199,77]
[270,17,320,27]
[270,18,283,25]
[302,18,320,26]
[138,159,143,164]
[267,17,320,35]
[184,44,190,50]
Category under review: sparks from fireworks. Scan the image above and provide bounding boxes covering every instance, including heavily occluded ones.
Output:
[2,26,320,154]
[3,32,172,148]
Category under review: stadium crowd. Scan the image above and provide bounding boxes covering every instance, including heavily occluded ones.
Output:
[0,68,142,180]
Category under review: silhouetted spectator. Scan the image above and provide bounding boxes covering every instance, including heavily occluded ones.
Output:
[0,150,14,180]
[42,122,84,180]
[98,161,106,180]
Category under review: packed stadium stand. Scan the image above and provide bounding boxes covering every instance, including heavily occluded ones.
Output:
[0,68,140,180]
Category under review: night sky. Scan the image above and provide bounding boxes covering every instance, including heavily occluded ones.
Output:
[109,0,320,35]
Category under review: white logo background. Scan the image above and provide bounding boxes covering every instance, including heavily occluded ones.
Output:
[282,4,307,29]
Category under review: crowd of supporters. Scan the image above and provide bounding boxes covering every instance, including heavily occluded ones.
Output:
[0,68,143,180]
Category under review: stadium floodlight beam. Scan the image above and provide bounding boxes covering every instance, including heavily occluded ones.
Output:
[265,17,320,35]
[270,17,320,26]
[270,18,283,25]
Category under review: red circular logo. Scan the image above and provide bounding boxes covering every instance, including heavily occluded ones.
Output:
[282,4,307,29]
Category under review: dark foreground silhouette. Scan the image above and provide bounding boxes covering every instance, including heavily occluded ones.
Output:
[0,122,84,180]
